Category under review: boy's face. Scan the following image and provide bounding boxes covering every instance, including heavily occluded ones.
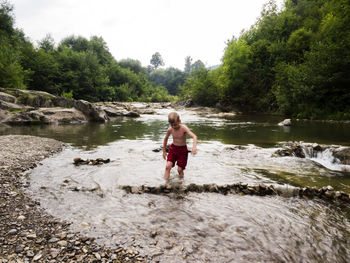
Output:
[170,120,181,130]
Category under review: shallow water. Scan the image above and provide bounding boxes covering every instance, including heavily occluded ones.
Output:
[7,106,350,262]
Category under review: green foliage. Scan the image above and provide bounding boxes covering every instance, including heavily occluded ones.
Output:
[219,39,252,106]
[119,59,145,75]
[0,1,27,89]
[180,68,219,107]
[61,90,73,99]
[148,67,186,95]
[286,27,313,59]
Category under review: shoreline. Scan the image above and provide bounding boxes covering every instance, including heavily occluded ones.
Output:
[0,135,145,262]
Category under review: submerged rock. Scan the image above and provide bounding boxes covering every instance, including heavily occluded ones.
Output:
[73,157,110,166]
[120,183,350,204]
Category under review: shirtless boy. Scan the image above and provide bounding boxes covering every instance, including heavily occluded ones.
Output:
[163,112,197,181]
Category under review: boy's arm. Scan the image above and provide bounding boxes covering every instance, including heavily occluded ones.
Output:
[163,128,171,160]
[185,126,197,155]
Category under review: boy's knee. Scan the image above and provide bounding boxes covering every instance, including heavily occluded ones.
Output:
[166,162,173,170]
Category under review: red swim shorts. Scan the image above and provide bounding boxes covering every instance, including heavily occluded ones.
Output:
[167,144,188,169]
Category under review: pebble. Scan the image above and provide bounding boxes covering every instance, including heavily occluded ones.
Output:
[26,250,34,258]
[26,233,37,239]
[15,245,24,253]
[94,252,101,260]
[57,240,68,247]
[49,248,60,258]
[8,229,17,235]
[48,237,60,243]
[33,253,42,261]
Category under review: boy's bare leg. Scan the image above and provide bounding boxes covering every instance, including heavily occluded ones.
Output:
[164,161,173,181]
[177,166,184,179]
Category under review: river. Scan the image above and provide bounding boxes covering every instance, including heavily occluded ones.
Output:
[1,106,350,262]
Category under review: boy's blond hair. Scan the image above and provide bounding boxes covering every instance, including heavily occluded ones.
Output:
[168,112,180,124]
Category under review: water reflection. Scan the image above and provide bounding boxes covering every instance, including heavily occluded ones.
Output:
[1,113,350,149]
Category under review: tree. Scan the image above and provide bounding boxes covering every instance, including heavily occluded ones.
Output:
[119,58,145,75]
[0,1,26,89]
[184,56,193,73]
[150,52,164,69]
[220,39,252,106]
[149,67,186,95]
[38,34,55,52]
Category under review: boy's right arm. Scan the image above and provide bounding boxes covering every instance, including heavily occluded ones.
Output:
[163,128,171,160]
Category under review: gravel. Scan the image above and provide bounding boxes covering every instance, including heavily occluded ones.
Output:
[0,135,145,262]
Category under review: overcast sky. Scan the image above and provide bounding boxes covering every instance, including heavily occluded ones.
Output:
[11,0,283,70]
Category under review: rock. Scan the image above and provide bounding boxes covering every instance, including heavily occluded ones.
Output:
[184,99,193,107]
[48,237,60,243]
[26,250,34,258]
[8,229,17,235]
[312,143,323,152]
[150,231,158,238]
[131,186,140,194]
[332,147,350,164]
[101,106,128,117]
[0,91,16,103]
[30,107,87,124]
[33,253,42,261]
[50,248,60,258]
[17,215,26,220]
[139,109,156,114]
[73,157,110,165]
[57,240,68,247]
[26,233,37,239]
[3,110,44,124]
[278,119,291,126]
[15,245,24,253]
[73,100,109,122]
[0,100,24,111]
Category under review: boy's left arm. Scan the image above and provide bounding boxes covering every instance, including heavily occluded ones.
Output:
[185,126,197,155]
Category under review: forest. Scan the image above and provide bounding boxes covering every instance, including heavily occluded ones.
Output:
[1,0,349,119]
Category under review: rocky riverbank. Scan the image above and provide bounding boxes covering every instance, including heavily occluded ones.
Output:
[0,135,145,262]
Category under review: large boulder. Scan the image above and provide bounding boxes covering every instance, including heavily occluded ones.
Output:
[34,107,87,124]
[3,111,44,124]
[4,107,87,124]
[332,147,350,165]
[73,100,109,122]
[0,92,16,103]
[100,106,129,117]
[0,100,24,111]
[7,89,56,108]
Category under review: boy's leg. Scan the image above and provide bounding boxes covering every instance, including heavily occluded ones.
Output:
[164,161,174,181]
[177,166,184,178]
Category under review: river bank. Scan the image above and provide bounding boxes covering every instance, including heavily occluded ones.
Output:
[0,135,145,262]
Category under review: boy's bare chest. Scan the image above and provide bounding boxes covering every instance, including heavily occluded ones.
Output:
[171,128,186,139]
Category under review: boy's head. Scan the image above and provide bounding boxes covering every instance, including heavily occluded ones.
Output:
[168,112,181,129]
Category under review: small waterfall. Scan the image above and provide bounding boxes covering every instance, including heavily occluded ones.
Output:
[309,148,341,171]
[277,142,350,172]
[302,145,350,172]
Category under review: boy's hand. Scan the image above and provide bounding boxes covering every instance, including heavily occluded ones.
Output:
[191,147,197,155]
[163,151,167,160]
